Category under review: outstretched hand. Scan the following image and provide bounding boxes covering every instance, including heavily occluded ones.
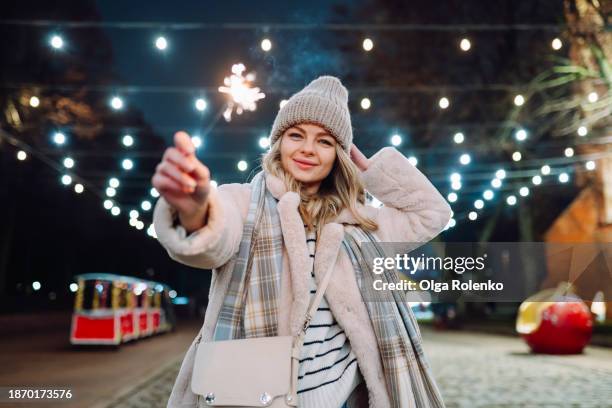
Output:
[151,131,211,221]
[349,144,370,172]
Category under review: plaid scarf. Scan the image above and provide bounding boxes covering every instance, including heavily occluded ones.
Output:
[213,171,445,407]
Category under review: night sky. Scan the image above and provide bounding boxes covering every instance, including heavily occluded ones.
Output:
[94,0,356,153]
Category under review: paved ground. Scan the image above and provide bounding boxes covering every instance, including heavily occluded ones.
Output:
[1,313,611,407]
[422,329,612,408]
[103,327,612,408]
[0,313,200,408]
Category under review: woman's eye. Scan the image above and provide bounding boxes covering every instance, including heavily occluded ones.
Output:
[320,139,333,146]
[289,133,302,139]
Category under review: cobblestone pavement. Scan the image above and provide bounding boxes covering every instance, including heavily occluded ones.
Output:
[105,328,612,408]
[423,329,612,408]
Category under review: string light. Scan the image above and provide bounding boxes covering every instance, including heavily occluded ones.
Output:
[447,192,458,202]
[61,175,72,185]
[451,180,462,190]
[438,97,450,109]
[362,38,374,51]
[106,187,116,197]
[483,189,494,200]
[587,92,598,103]
[155,36,168,50]
[459,153,471,165]
[258,136,270,149]
[69,283,78,292]
[448,218,457,228]
[474,199,484,209]
[512,151,522,161]
[147,224,157,238]
[506,195,517,205]
[468,211,478,221]
[532,175,542,185]
[32,281,41,291]
[63,157,74,168]
[408,156,418,166]
[195,98,207,112]
[360,97,371,110]
[129,218,138,227]
[515,129,528,141]
[453,132,464,144]
[110,96,124,110]
[450,172,461,183]
[29,96,40,107]
[237,160,248,171]
[513,95,525,106]
[541,165,551,175]
[53,132,66,145]
[390,134,402,146]
[261,38,272,51]
[191,135,203,149]
[150,188,160,198]
[129,210,139,219]
[121,158,134,170]
[491,178,502,188]
[577,126,588,137]
[136,220,144,230]
[551,38,563,50]
[210,180,218,188]
[459,38,471,51]
[585,160,596,171]
[564,147,574,157]
[279,99,288,109]
[495,169,506,179]
[519,186,529,197]
[49,34,64,49]
[109,177,120,188]
[74,183,84,193]
[558,172,569,183]
[103,200,114,210]
[17,150,27,161]
[141,200,152,211]
[111,206,121,216]
[122,134,134,147]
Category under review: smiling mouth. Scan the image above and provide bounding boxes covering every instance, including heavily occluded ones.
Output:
[293,159,317,169]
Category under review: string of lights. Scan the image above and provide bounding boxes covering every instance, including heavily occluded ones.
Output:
[4,22,609,236]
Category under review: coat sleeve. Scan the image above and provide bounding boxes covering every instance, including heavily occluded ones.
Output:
[360,147,452,243]
[152,183,250,270]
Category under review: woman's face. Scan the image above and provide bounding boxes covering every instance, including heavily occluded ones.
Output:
[280,123,338,194]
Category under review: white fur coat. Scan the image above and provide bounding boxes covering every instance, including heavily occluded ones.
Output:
[153,147,452,408]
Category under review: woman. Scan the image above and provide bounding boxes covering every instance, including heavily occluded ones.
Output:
[152,76,451,408]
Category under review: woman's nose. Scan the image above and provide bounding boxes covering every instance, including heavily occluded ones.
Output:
[300,138,316,154]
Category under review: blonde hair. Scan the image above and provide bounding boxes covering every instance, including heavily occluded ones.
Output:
[261,131,378,238]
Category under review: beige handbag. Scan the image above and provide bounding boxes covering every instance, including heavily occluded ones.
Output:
[191,260,335,407]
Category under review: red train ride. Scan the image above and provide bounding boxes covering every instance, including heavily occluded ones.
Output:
[70,273,176,346]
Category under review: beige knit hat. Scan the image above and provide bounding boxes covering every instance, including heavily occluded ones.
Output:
[269,75,353,153]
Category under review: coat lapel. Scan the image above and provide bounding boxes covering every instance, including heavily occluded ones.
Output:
[276,191,312,336]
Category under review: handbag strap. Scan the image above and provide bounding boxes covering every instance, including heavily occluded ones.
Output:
[299,252,336,337]
[287,250,337,405]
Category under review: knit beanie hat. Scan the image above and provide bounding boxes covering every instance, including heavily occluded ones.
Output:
[269,75,353,153]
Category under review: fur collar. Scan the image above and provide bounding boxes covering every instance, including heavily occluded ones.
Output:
[264,171,368,225]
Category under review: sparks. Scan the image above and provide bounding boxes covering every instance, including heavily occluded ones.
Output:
[218,63,265,122]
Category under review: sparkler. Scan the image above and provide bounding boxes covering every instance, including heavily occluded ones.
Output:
[218,63,265,122]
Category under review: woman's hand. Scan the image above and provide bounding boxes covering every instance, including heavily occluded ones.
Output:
[151,131,211,231]
[349,144,370,172]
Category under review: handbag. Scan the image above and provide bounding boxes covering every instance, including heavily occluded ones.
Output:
[191,254,336,407]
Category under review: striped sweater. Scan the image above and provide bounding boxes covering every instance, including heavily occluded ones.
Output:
[297,226,363,408]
